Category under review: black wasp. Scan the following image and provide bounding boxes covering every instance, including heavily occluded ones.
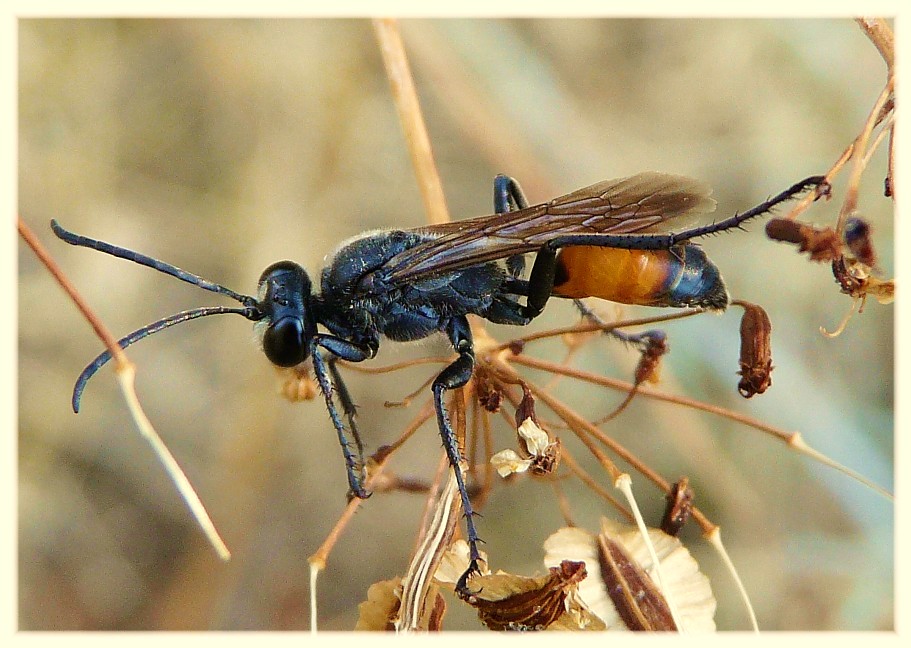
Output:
[52,171,823,595]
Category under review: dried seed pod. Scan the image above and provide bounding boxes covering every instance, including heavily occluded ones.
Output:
[514,388,537,428]
[765,218,841,262]
[597,531,677,630]
[736,302,773,398]
[660,477,694,537]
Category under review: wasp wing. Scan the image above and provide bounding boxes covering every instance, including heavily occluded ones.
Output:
[383,172,716,284]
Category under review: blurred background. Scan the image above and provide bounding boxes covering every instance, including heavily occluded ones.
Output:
[18,19,893,630]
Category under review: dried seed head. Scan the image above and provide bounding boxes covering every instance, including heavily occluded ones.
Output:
[737,302,773,398]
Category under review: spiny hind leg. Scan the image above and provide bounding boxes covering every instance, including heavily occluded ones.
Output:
[432,315,485,596]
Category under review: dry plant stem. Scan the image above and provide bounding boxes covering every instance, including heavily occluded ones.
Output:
[514,354,794,444]
[341,356,451,374]
[496,355,722,532]
[399,20,557,197]
[309,400,435,570]
[412,452,453,553]
[786,78,894,222]
[513,354,891,501]
[860,114,894,175]
[373,18,450,226]
[18,217,127,367]
[478,407,496,508]
[398,471,461,632]
[19,217,230,560]
[505,309,704,348]
[837,78,895,232]
[855,18,894,72]
[468,398,481,476]
[592,387,640,426]
[466,402,496,511]
[558,446,633,523]
[550,479,577,528]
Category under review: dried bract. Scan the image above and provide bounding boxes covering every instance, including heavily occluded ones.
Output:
[461,560,603,631]
[490,417,561,477]
[356,576,447,631]
[356,577,401,631]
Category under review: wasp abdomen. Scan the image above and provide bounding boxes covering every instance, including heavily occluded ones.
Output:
[552,244,729,310]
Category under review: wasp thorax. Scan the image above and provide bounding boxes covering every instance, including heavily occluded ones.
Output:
[257,261,315,367]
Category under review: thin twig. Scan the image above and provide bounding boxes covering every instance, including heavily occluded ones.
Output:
[855,18,894,72]
[373,18,450,226]
[18,216,230,560]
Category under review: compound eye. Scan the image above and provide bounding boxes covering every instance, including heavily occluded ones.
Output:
[263,317,308,367]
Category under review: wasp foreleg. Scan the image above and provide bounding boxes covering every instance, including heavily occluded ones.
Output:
[311,334,377,499]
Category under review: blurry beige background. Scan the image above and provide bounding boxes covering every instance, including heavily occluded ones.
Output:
[18,19,893,630]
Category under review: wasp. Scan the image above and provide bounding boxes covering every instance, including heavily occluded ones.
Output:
[51,171,823,595]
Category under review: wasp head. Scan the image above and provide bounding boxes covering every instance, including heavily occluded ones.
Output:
[255,261,316,367]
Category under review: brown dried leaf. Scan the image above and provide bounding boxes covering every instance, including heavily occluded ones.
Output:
[463,561,604,631]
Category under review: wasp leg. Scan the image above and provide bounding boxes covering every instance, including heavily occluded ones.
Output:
[494,174,529,278]
[573,298,666,349]
[327,356,366,469]
[536,175,827,253]
[494,173,529,213]
[518,175,825,318]
[310,334,377,499]
[432,315,485,597]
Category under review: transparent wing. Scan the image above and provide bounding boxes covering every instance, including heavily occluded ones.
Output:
[383,172,716,284]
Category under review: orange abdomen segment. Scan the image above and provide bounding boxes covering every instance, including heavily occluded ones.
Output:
[553,247,672,305]
[552,244,729,310]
